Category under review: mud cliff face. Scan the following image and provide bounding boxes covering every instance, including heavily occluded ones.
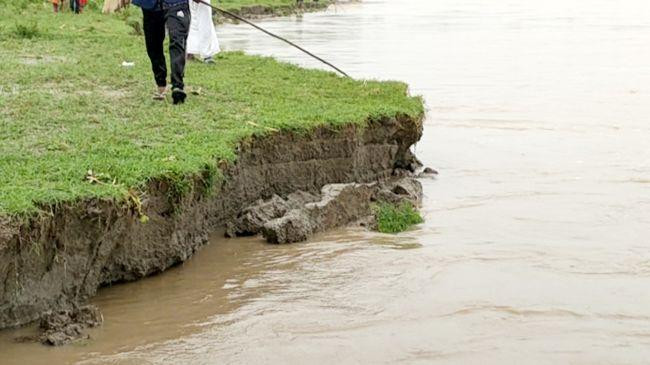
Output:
[0,116,422,329]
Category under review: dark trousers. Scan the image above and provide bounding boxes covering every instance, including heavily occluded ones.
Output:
[70,0,80,13]
[142,4,191,90]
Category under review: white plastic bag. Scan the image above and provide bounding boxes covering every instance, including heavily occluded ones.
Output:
[187,0,221,59]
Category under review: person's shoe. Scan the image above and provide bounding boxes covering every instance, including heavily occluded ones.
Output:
[204,56,215,64]
[172,88,187,105]
[152,86,167,101]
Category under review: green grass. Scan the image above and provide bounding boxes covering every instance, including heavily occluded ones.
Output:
[13,21,40,39]
[374,202,424,234]
[0,1,423,216]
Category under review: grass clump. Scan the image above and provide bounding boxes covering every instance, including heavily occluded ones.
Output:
[0,2,423,216]
[374,202,424,234]
[13,22,39,39]
[116,5,143,35]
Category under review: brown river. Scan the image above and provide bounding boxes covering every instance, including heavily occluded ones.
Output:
[2,0,650,363]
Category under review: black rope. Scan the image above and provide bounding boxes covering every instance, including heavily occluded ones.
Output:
[196,0,351,78]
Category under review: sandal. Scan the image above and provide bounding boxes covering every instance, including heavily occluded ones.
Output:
[152,87,168,101]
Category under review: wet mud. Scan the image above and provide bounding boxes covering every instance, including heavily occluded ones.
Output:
[227,177,423,243]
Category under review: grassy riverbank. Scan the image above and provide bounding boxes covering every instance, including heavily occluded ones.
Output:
[0,3,422,216]
[219,0,330,16]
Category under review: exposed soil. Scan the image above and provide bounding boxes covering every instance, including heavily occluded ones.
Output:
[0,115,422,334]
[226,177,423,244]
[38,305,103,346]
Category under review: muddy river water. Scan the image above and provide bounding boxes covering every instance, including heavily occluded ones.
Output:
[2,0,650,363]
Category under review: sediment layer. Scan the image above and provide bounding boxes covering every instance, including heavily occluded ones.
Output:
[0,115,422,329]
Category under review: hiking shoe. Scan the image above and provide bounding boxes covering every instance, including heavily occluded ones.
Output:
[172,88,186,105]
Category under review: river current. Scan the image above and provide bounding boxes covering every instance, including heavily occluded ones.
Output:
[2,0,650,363]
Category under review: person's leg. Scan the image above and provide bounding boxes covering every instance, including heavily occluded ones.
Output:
[71,0,80,13]
[142,9,168,95]
[165,4,191,104]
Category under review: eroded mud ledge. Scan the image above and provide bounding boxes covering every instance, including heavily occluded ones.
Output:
[0,115,422,330]
[221,0,354,21]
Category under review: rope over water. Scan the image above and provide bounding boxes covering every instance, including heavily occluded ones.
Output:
[197,0,351,78]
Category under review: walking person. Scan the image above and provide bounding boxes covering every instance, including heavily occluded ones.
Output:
[132,0,192,104]
[187,0,220,63]
[70,0,81,13]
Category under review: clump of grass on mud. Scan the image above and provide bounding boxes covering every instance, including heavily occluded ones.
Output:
[0,1,423,216]
[373,202,424,234]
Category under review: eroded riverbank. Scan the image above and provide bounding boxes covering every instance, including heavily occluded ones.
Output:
[4,0,650,363]
[0,0,424,337]
[220,0,331,20]
[0,115,423,333]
